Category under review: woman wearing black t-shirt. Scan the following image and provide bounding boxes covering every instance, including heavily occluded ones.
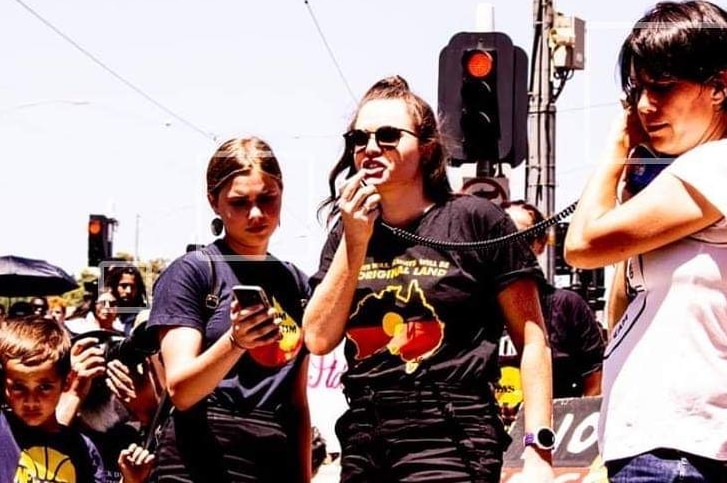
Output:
[303,76,554,482]
[148,137,311,482]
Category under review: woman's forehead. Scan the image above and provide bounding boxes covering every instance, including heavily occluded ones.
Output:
[355,99,413,130]
[226,171,281,193]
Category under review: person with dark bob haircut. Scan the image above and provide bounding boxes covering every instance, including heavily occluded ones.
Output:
[304,75,554,482]
[565,2,727,481]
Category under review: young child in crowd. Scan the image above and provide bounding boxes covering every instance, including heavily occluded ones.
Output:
[0,316,106,482]
[0,316,154,483]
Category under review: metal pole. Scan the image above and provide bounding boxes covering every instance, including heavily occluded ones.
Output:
[135,214,141,261]
[526,0,556,282]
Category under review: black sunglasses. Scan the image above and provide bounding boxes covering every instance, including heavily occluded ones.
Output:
[343,126,418,151]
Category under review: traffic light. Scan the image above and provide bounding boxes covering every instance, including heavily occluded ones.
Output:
[438,32,528,167]
[460,48,499,161]
[88,214,115,267]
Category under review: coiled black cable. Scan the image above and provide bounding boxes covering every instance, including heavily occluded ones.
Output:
[380,200,578,251]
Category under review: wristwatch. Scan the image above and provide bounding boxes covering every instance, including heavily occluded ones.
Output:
[522,427,556,450]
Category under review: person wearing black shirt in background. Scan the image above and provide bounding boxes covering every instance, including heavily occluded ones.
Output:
[502,200,604,398]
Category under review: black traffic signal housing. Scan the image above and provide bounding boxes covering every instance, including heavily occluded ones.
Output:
[438,32,528,168]
[88,214,115,267]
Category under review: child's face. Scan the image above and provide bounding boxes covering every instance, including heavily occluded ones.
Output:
[3,358,65,431]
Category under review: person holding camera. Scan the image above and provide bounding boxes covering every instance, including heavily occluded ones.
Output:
[147,137,311,482]
[565,2,727,480]
[56,310,163,483]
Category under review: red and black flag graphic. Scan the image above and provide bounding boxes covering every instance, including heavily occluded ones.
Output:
[348,280,444,373]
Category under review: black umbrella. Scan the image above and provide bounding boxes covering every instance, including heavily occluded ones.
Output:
[0,255,79,297]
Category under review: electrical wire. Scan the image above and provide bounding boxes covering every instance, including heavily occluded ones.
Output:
[303,0,357,103]
[13,0,218,142]
[380,200,578,252]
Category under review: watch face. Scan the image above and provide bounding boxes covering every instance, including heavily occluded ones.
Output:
[536,427,556,449]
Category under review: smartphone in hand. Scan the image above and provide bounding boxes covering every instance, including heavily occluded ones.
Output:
[625,144,671,195]
[232,285,271,309]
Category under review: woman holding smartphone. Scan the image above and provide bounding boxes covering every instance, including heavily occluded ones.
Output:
[566,2,727,481]
[147,137,311,482]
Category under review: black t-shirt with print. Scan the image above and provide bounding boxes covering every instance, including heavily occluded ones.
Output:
[311,195,542,392]
[148,240,310,412]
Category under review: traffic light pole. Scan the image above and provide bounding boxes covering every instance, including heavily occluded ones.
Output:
[526,0,557,282]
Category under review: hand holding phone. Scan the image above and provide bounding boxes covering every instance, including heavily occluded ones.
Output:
[229,285,280,351]
[624,144,671,195]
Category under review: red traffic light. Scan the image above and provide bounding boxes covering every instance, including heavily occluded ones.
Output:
[88,214,115,267]
[463,50,494,79]
[88,219,103,235]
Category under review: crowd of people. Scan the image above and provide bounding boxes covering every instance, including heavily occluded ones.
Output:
[0,263,157,483]
[2,2,727,481]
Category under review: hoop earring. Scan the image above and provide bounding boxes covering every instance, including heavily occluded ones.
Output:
[210,217,224,236]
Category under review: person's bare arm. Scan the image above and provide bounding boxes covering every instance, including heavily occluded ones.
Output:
[498,278,554,477]
[161,302,280,411]
[566,111,721,268]
[304,172,379,355]
[57,338,106,425]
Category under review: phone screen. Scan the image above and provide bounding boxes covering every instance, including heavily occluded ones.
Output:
[232,285,270,309]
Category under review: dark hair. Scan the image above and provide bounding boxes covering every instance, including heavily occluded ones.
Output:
[619,1,727,106]
[8,301,34,319]
[206,137,283,199]
[501,199,547,246]
[318,75,452,224]
[105,265,148,308]
[30,296,48,311]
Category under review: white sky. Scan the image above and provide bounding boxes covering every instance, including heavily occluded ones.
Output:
[1,0,663,277]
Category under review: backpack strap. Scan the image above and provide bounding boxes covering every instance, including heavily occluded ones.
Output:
[200,247,221,314]
[144,246,220,452]
[143,391,172,451]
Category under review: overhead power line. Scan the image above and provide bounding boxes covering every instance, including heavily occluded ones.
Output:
[13,0,217,142]
[303,0,357,103]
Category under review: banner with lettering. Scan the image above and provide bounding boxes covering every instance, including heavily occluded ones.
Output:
[502,396,607,482]
[307,341,348,454]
